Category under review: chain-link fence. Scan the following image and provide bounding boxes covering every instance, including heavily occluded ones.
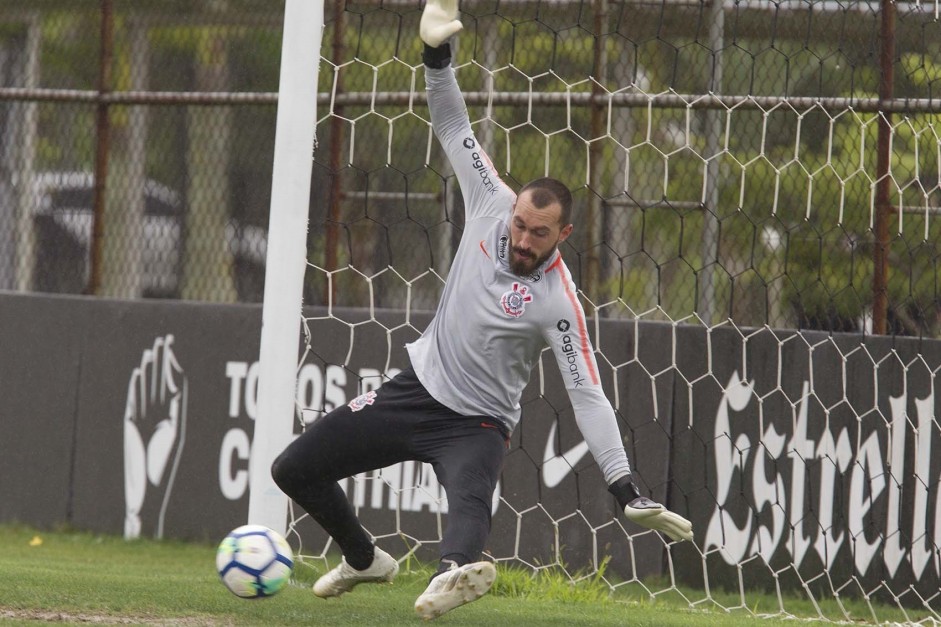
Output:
[1,0,281,302]
[3,1,941,336]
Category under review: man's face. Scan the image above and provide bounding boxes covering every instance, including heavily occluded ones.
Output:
[508,191,573,277]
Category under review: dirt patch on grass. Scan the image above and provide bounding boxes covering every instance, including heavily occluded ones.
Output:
[0,607,231,625]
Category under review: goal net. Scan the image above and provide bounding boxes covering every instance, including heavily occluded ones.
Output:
[287,0,941,622]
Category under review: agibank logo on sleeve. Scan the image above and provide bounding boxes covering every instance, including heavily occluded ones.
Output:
[463,136,499,196]
[556,319,586,388]
[501,282,533,317]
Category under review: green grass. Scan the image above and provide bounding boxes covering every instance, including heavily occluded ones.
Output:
[0,525,927,626]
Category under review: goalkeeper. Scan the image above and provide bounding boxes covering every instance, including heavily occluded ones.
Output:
[271,0,693,620]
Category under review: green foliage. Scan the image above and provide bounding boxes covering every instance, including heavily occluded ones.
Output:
[491,559,613,604]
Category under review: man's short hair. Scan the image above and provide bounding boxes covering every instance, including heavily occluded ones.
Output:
[519,177,573,226]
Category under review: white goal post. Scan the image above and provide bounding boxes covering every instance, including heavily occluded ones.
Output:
[247,0,324,535]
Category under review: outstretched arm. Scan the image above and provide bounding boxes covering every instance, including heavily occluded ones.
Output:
[421,0,514,220]
[420,0,468,149]
[567,387,692,543]
[546,275,693,543]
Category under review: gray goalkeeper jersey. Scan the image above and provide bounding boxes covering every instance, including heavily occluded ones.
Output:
[406,65,631,485]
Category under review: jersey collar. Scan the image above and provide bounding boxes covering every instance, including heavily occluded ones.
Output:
[496,232,559,283]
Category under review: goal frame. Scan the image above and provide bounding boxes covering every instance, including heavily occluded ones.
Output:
[247,0,324,535]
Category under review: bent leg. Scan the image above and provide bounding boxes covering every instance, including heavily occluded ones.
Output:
[271,389,419,569]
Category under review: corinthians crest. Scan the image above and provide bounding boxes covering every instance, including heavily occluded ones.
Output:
[500,282,533,318]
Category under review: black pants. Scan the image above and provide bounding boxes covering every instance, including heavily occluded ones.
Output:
[271,367,508,568]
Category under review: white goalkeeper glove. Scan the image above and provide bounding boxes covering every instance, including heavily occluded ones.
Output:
[608,476,693,543]
[420,0,463,48]
[623,496,694,543]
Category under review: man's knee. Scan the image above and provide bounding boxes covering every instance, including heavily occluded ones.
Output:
[270,449,301,496]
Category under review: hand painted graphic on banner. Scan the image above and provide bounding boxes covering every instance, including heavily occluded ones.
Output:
[123,335,187,540]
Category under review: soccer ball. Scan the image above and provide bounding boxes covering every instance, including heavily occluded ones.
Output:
[216,525,294,598]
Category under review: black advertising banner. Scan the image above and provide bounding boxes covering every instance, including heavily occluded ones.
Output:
[671,325,941,599]
[0,293,83,527]
[0,295,268,540]
[0,293,670,581]
[69,298,265,541]
[4,292,940,599]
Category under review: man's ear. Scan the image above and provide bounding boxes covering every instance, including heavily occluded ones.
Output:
[558,223,574,243]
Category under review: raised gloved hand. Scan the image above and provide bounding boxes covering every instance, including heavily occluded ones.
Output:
[609,476,693,543]
[420,0,463,48]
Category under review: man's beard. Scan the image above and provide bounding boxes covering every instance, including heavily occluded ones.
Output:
[509,245,555,276]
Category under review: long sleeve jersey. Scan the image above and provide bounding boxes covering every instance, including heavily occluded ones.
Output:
[406,64,631,485]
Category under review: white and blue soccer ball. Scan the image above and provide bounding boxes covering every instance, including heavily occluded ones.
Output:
[216,525,294,599]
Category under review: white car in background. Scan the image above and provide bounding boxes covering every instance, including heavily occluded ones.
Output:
[27,171,266,298]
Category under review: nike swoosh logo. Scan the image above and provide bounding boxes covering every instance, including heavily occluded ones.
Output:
[542,421,591,488]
